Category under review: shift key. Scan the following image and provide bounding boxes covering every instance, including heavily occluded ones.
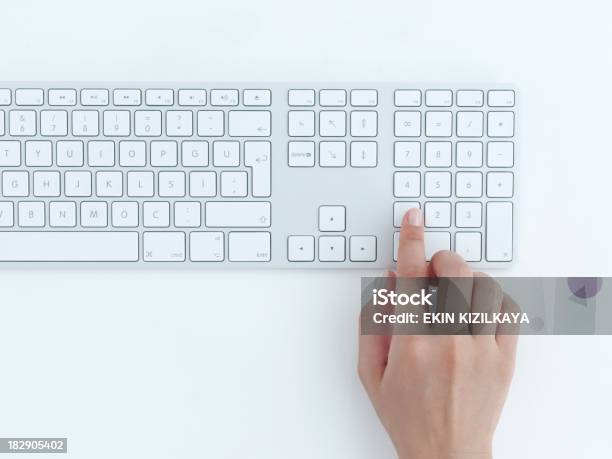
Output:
[205,202,271,227]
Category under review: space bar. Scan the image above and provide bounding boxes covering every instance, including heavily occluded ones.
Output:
[0,232,139,261]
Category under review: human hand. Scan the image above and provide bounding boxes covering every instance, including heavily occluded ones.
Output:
[358,208,519,459]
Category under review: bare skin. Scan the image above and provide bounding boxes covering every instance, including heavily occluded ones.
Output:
[358,208,518,459]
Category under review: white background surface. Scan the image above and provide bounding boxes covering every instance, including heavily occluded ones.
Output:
[1,0,612,457]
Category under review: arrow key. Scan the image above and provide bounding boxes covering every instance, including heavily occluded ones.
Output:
[319,236,345,262]
[349,236,377,262]
[287,235,315,262]
[319,205,346,231]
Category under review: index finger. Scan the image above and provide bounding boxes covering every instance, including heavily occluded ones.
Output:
[396,208,427,278]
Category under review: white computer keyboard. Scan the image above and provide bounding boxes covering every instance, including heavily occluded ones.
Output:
[0,83,516,267]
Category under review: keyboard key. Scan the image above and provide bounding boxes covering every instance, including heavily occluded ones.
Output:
[220,171,248,197]
[456,172,483,197]
[424,232,451,261]
[49,201,76,227]
[350,141,377,167]
[18,201,45,227]
[228,110,271,137]
[394,90,421,107]
[151,141,178,167]
[0,141,21,166]
[425,202,451,228]
[350,111,377,137]
[425,141,451,167]
[2,171,28,196]
[103,110,131,136]
[425,111,452,137]
[350,89,377,107]
[393,201,420,227]
[159,171,186,197]
[394,111,421,137]
[319,141,346,167]
[213,141,240,167]
[88,141,115,166]
[287,235,315,261]
[189,171,216,197]
[65,171,91,197]
[119,141,146,167]
[0,202,14,227]
[210,89,238,106]
[174,201,201,227]
[424,171,451,197]
[319,111,346,137]
[288,141,315,167]
[9,110,36,136]
[0,89,11,105]
[320,89,346,107]
[190,232,224,261]
[72,110,99,136]
[228,232,271,262]
[49,89,77,106]
[96,171,123,197]
[288,89,315,106]
[114,89,142,106]
[0,231,138,261]
[25,141,52,166]
[143,201,170,227]
[16,89,44,106]
[166,111,193,137]
[456,202,482,228]
[288,111,315,137]
[486,202,513,261]
[145,89,174,106]
[487,112,514,137]
[135,110,162,136]
[0,111,4,136]
[319,205,345,232]
[457,90,484,107]
[487,142,514,167]
[394,171,421,198]
[394,231,451,261]
[81,89,109,106]
[456,142,483,167]
[486,172,513,197]
[394,141,421,167]
[197,111,224,136]
[33,171,60,197]
[319,235,345,261]
[244,141,271,197]
[488,90,515,107]
[41,110,68,136]
[425,90,452,107]
[112,201,139,227]
[205,201,270,228]
[80,201,107,227]
[178,89,207,106]
[182,141,209,166]
[456,111,484,137]
[143,232,185,261]
[243,89,271,106]
[127,171,154,197]
[455,232,482,261]
[350,236,377,262]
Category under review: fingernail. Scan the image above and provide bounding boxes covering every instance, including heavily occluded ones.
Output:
[403,208,422,226]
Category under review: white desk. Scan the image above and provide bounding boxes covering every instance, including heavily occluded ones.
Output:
[1,0,611,456]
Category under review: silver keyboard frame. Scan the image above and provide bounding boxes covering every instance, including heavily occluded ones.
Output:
[0,82,517,269]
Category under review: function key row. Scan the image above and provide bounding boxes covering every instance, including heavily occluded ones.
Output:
[288,89,378,107]
[394,89,515,107]
[0,89,272,107]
